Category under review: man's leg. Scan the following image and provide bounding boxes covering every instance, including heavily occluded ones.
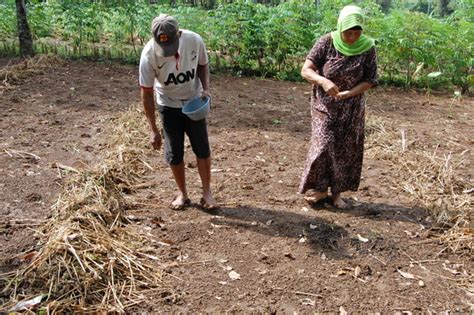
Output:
[196,156,216,208]
[170,162,189,208]
[159,106,189,209]
[185,117,217,209]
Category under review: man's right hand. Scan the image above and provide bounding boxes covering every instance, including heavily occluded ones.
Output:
[321,78,339,97]
[150,131,162,150]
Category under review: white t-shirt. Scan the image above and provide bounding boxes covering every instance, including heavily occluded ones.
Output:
[139,30,209,108]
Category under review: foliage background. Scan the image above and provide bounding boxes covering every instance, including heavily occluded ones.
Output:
[0,0,472,89]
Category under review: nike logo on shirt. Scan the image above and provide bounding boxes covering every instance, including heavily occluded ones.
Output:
[158,63,166,69]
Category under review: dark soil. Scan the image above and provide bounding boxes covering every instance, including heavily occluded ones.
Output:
[1,57,473,312]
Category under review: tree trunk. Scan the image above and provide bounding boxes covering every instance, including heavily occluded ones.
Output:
[377,0,392,13]
[15,0,34,58]
[204,0,215,9]
[437,0,451,17]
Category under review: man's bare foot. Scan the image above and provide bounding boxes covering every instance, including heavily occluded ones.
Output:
[200,192,218,210]
[171,194,191,210]
[332,194,348,209]
[304,191,328,204]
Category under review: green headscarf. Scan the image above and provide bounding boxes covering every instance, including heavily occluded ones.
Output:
[330,5,375,56]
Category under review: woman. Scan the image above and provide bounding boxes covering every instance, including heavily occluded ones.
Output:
[299,5,377,209]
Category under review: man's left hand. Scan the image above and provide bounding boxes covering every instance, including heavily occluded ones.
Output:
[201,89,211,100]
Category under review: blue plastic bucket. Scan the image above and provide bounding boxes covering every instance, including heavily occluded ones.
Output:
[182,96,211,121]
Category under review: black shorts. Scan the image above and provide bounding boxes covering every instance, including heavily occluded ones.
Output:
[158,106,210,165]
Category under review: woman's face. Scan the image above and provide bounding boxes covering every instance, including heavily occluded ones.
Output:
[341,29,362,45]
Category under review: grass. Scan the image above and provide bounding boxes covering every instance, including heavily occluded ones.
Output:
[366,115,473,253]
[0,59,166,311]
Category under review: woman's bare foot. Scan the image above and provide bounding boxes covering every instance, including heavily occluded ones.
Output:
[171,194,191,210]
[304,190,328,204]
[332,193,348,209]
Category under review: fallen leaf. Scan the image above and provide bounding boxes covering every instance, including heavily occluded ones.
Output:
[357,234,369,242]
[354,266,361,278]
[418,280,425,287]
[310,224,318,230]
[340,306,348,315]
[229,270,241,280]
[9,295,44,312]
[301,298,315,306]
[284,252,296,260]
[17,251,38,262]
[301,207,309,212]
[397,269,415,279]
[266,220,273,226]
[442,263,462,275]
[176,254,188,262]
[151,217,164,226]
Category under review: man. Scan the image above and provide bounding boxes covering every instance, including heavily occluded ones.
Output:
[139,14,217,210]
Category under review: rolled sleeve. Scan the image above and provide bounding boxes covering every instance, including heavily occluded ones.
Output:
[362,47,378,87]
[197,36,209,66]
[306,34,330,71]
[139,54,155,88]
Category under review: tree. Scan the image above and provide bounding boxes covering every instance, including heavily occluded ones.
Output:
[15,0,34,57]
[437,0,452,17]
[376,0,393,13]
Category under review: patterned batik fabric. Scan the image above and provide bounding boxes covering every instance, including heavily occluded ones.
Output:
[299,34,378,195]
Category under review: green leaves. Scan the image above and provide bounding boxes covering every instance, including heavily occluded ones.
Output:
[0,0,471,90]
[427,71,442,78]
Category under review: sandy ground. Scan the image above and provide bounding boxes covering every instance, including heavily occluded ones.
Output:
[0,57,473,312]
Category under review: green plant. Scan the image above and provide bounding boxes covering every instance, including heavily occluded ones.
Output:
[447,90,462,119]
[426,71,442,104]
[0,0,471,89]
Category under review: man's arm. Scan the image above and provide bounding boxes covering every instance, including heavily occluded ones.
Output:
[197,63,211,98]
[141,87,162,150]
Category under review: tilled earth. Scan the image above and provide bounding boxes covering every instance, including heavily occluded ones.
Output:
[0,57,473,312]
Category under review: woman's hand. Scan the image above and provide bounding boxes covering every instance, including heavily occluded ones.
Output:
[335,90,353,100]
[321,79,340,97]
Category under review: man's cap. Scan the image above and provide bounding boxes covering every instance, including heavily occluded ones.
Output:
[151,14,179,57]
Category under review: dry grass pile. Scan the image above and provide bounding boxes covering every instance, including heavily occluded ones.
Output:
[0,54,64,86]
[0,106,167,312]
[366,115,473,252]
